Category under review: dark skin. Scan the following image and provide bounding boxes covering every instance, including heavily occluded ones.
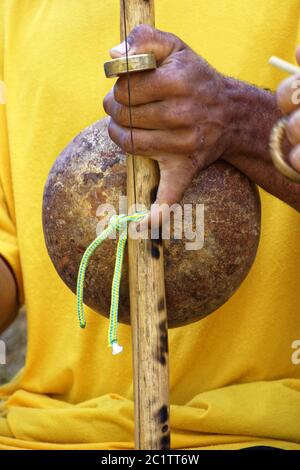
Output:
[103,25,300,213]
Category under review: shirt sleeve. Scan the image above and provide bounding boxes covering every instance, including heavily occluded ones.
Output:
[0,5,24,306]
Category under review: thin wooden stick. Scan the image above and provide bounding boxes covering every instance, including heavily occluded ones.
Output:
[269,56,300,75]
[120,0,170,450]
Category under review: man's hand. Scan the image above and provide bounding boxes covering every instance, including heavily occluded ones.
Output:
[276,47,300,173]
[104,25,300,211]
[103,25,232,206]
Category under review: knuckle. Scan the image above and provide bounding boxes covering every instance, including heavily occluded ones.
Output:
[165,107,183,128]
[182,102,196,126]
[121,131,132,153]
[110,101,123,124]
[108,119,130,152]
[170,68,189,96]
[158,67,187,100]
[158,103,175,127]
[165,31,182,48]
[168,101,194,127]
[185,129,200,153]
[113,80,127,105]
[103,93,111,114]
[136,136,148,154]
[130,24,154,43]
[116,105,126,125]
[131,107,142,127]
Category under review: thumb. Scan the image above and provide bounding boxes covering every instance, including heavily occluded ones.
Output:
[110,24,185,64]
[137,159,195,232]
[155,162,188,206]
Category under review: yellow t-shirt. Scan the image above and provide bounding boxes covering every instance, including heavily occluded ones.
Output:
[0,0,300,450]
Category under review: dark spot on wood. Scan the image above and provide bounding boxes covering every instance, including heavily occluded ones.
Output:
[157,297,165,311]
[160,333,168,353]
[156,320,168,364]
[162,424,168,433]
[158,354,166,365]
[152,225,163,245]
[160,433,170,449]
[158,405,169,423]
[159,320,167,332]
[151,241,160,259]
[150,185,158,204]
[150,225,163,259]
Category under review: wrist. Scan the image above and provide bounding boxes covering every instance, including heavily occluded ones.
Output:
[222,76,282,162]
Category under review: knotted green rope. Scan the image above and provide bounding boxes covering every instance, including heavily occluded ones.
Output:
[76,211,148,355]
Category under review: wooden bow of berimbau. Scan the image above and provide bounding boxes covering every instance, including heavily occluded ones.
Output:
[104,0,170,450]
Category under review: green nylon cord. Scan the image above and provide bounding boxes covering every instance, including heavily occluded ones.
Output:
[76,211,148,355]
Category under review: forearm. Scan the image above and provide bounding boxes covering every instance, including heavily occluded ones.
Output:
[223,78,300,211]
[0,256,18,333]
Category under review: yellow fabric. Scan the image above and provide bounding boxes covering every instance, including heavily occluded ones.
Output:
[0,0,300,450]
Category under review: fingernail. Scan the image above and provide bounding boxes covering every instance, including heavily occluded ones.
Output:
[111,41,130,56]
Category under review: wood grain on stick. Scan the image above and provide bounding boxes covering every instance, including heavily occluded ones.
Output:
[120,0,170,450]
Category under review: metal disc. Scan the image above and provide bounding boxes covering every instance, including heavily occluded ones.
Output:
[104,53,156,77]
